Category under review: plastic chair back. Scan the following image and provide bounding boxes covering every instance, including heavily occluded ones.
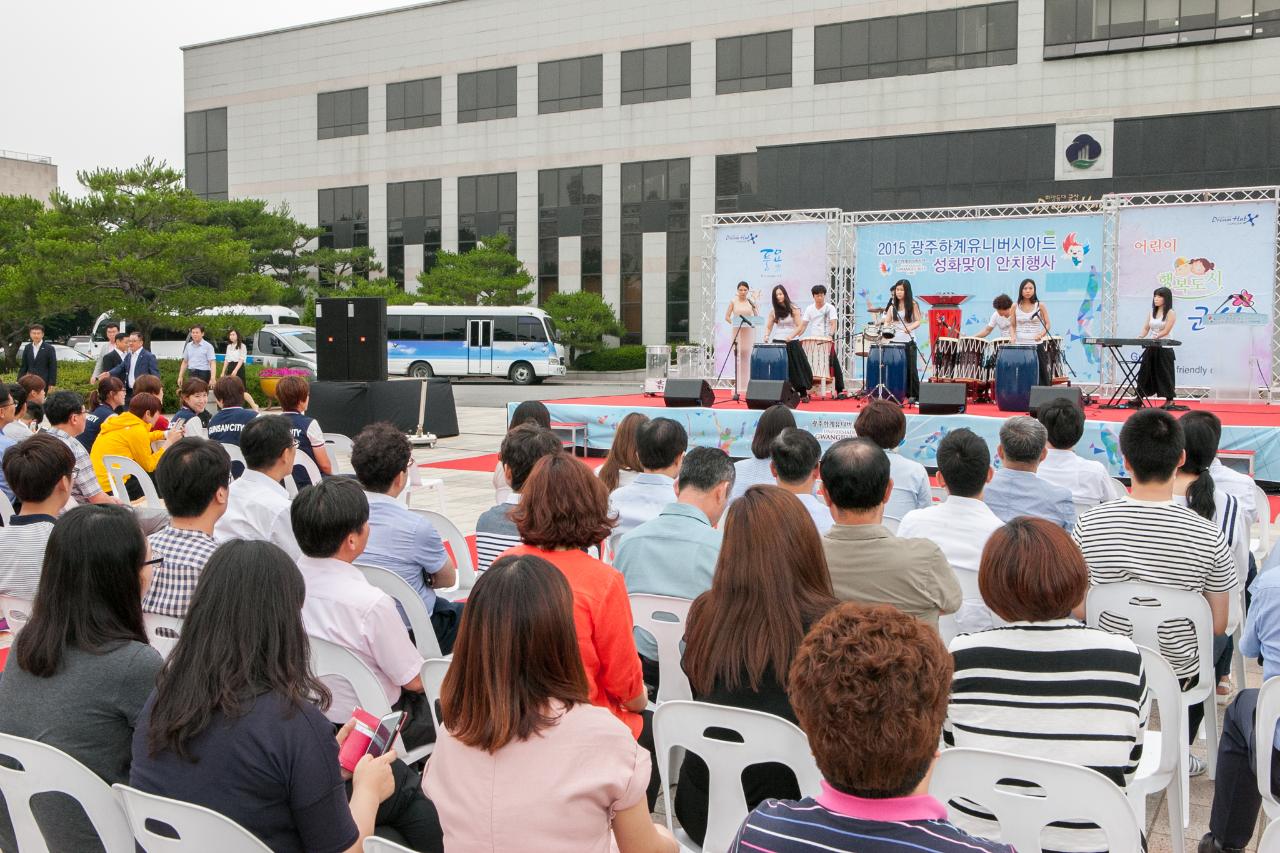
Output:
[291,451,323,492]
[413,509,476,593]
[113,783,270,852]
[1132,645,1187,841]
[103,455,161,507]
[323,433,352,475]
[0,594,35,636]
[356,563,442,659]
[364,836,416,852]
[0,490,13,524]
[222,444,247,480]
[142,611,184,658]
[653,700,822,853]
[420,656,452,735]
[1261,816,1280,853]
[1256,676,1280,820]
[1254,484,1272,559]
[1110,478,1129,499]
[0,733,134,853]
[930,747,1143,852]
[628,594,693,703]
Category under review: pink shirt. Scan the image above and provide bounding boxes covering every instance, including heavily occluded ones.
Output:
[297,555,425,721]
[424,702,649,853]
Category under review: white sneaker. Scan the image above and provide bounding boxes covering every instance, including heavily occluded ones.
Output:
[1189,755,1207,777]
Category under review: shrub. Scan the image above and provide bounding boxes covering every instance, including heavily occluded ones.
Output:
[572,345,649,371]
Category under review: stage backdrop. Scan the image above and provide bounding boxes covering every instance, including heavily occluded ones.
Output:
[1117,200,1278,397]
[854,214,1106,384]
[713,222,829,383]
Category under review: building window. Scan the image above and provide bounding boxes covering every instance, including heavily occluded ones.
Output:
[1044,0,1278,54]
[458,173,517,254]
[387,78,442,131]
[620,159,691,343]
[716,30,792,94]
[537,166,603,301]
[317,88,369,139]
[621,44,692,104]
[715,153,763,213]
[318,186,369,258]
[185,108,227,201]
[538,56,604,114]
[387,180,442,287]
[458,68,517,123]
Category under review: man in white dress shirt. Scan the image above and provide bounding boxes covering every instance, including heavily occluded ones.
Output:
[1035,398,1116,509]
[213,415,301,559]
[609,417,687,548]
[898,428,1005,634]
[770,427,833,534]
[855,398,932,526]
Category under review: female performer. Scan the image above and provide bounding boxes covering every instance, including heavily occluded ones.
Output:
[763,285,813,402]
[884,278,923,402]
[1135,286,1178,408]
[1010,278,1052,386]
[724,281,759,400]
[972,294,1014,338]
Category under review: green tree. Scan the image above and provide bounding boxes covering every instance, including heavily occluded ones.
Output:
[542,291,623,365]
[415,233,533,306]
[0,195,60,365]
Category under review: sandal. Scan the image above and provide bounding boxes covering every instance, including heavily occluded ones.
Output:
[1217,677,1234,705]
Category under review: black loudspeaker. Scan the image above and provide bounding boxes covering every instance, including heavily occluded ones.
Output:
[1028,385,1084,417]
[918,382,967,415]
[663,379,714,408]
[746,380,801,410]
[316,297,388,383]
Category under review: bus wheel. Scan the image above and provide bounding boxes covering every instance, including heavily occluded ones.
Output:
[409,362,434,379]
[509,361,535,385]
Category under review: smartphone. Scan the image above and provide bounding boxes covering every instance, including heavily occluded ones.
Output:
[338,709,407,772]
[366,711,406,759]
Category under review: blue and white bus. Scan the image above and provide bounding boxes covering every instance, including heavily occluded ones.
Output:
[387,305,567,385]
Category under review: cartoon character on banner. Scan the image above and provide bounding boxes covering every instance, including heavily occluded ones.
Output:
[1089,426,1124,474]
[912,426,950,465]
[1062,233,1090,266]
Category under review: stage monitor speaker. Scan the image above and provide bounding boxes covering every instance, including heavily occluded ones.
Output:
[746,380,800,410]
[316,297,388,383]
[663,379,714,408]
[918,382,967,415]
[1029,385,1084,417]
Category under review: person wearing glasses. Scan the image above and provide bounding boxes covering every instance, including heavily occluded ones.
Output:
[42,391,120,507]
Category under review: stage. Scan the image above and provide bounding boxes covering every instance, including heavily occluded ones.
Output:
[531,391,1280,484]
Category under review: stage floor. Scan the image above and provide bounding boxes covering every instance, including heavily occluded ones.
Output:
[534,390,1280,483]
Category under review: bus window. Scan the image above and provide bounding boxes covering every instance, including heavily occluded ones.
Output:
[422,316,445,341]
[517,317,547,343]
[399,315,423,341]
[493,317,518,342]
[386,315,402,338]
[443,316,466,341]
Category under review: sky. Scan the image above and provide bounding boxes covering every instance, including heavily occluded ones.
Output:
[2,1,408,196]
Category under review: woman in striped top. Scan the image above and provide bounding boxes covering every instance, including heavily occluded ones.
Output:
[945,518,1148,853]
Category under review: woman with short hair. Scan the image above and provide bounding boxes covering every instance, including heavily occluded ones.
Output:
[90,393,182,499]
[172,377,213,438]
[729,404,796,502]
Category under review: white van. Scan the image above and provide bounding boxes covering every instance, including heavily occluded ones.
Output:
[85,305,302,359]
[249,325,318,372]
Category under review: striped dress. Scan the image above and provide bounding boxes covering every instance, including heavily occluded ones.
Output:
[944,620,1149,853]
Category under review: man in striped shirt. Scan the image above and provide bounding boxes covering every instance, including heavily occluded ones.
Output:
[474,424,563,572]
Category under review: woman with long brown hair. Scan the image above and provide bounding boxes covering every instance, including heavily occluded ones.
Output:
[675,484,839,845]
[426,554,676,853]
[599,411,648,492]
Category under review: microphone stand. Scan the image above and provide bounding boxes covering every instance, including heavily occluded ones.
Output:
[714,314,752,401]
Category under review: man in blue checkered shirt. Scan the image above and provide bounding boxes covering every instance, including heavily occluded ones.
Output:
[143,438,230,617]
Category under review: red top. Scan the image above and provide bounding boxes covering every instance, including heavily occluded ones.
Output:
[503,545,645,738]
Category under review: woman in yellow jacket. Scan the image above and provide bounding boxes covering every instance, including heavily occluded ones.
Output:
[91,392,183,500]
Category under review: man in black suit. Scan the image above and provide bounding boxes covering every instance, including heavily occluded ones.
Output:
[17,324,56,389]
[96,323,127,376]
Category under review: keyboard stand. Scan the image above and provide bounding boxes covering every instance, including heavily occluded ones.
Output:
[1097,343,1151,410]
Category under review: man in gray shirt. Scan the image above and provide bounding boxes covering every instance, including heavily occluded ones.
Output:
[177,324,218,385]
[982,416,1077,531]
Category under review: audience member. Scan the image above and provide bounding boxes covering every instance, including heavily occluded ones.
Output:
[18,401,43,437]
[89,393,181,499]
[172,377,212,438]
[982,416,1076,530]
[145,438,230,617]
[609,417,688,546]
[132,374,169,431]
[0,434,74,596]
[729,405,795,502]
[614,446,734,687]
[131,540,443,853]
[731,603,1012,853]
[101,330,160,400]
[597,411,648,493]
[819,438,960,627]
[352,422,462,651]
[769,427,832,533]
[678,485,839,846]
[474,424,563,572]
[1075,408,1234,772]
[494,400,553,502]
[426,554,677,853]
[897,428,1004,633]
[0,385,17,504]
[1036,398,1115,507]
[3,383,33,443]
[277,374,332,487]
[17,373,47,407]
[504,453,646,739]
[80,376,125,452]
[1197,410,1259,523]
[206,375,258,448]
[213,415,301,559]
[945,518,1148,851]
[16,324,56,389]
[43,390,117,506]
[0,505,162,852]
[854,399,931,525]
[291,478,430,748]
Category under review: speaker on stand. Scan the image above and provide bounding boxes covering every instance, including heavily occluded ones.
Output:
[1028,385,1084,417]
[663,379,715,407]
[316,297,388,383]
[917,382,967,415]
[746,380,801,410]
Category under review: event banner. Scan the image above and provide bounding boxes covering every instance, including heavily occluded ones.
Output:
[854,215,1106,384]
[712,222,830,383]
[1117,201,1277,397]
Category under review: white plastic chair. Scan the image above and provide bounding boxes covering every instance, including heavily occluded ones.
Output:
[103,455,161,508]
[0,733,134,853]
[0,489,13,524]
[628,594,694,705]
[0,594,34,635]
[142,611,184,659]
[308,635,432,765]
[1255,675,1280,821]
[113,783,270,852]
[420,656,452,735]
[653,700,822,853]
[937,566,986,646]
[356,563,443,659]
[413,509,477,594]
[291,451,323,491]
[364,836,416,852]
[931,747,1142,852]
[1262,816,1280,853]
[1111,478,1129,499]
[1073,499,1102,519]
[1253,484,1272,563]
[323,433,352,475]
[1130,645,1187,844]
[222,443,247,479]
[882,516,900,534]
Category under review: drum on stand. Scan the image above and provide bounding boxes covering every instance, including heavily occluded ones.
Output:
[932,337,960,380]
[750,343,789,382]
[801,337,834,398]
[995,343,1040,412]
[865,342,908,403]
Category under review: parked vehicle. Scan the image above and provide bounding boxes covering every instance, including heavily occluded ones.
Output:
[386,305,566,385]
[86,305,302,359]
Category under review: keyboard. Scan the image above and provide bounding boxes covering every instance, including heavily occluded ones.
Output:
[1083,337,1181,348]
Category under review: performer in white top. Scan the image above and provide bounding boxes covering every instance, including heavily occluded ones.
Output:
[1135,285,1179,409]
[796,284,843,399]
[764,285,814,402]
[1009,278,1052,386]
[724,281,759,401]
[873,279,922,401]
[972,294,1014,339]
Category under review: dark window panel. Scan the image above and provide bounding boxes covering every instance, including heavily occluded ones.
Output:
[458,73,478,111]
[185,112,206,155]
[644,47,668,88]
[716,38,741,82]
[186,154,208,195]
[870,18,898,62]
[741,33,767,78]
[669,43,691,85]
[621,163,644,203]
[766,30,792,74]
[815,24,841,69]
[899,14,927,59]
[844,21,871,66]
[643,160,667,200]
[621,49,643,92]
[206,109,227,151]
[927,10,959,56]
[206,152,227,194]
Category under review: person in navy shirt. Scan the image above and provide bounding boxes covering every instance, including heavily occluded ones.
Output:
[206,377,258,477]
[274,375,331,488]
[80,377,126,454]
